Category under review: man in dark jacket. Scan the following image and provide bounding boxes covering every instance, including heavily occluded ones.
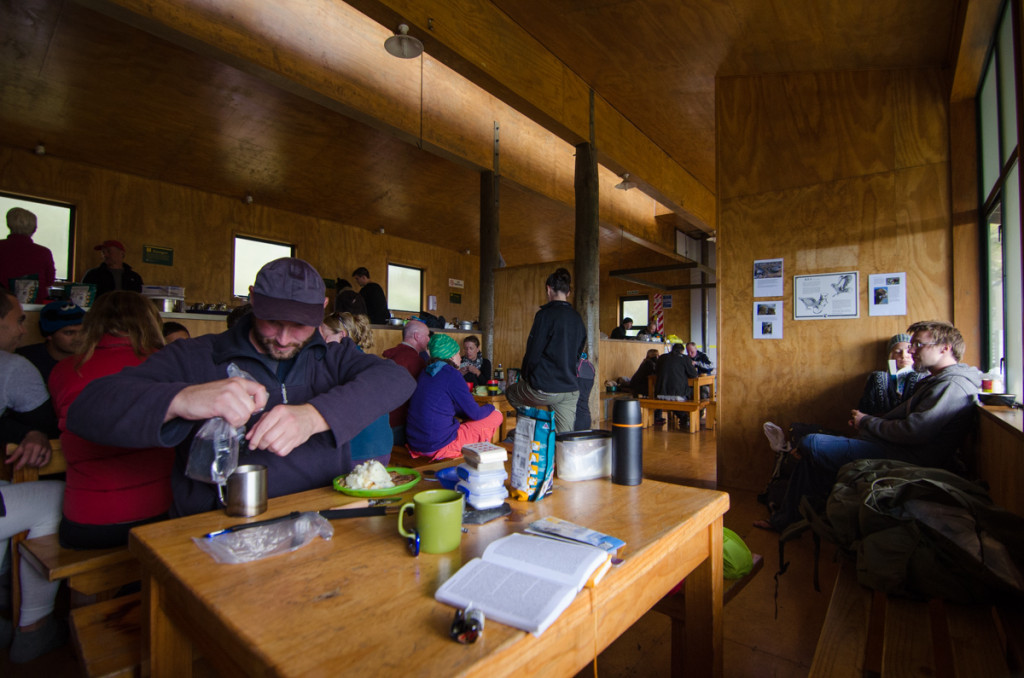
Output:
[82,239,143,297]
[505,268,587,432]
[352,266,389,324]
[68,258,416,516]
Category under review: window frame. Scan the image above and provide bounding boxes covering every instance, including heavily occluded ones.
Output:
[386,262,423,313]
[0,191,76,283]
[619,295,650,337]
[232,235,295,299]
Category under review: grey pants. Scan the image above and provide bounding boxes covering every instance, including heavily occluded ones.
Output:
[505,379,579,433]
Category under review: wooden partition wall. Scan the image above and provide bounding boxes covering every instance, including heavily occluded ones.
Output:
[0,148,479,322]
[716,68,959,491]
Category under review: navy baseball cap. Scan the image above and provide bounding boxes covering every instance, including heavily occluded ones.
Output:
[250,258,325,327]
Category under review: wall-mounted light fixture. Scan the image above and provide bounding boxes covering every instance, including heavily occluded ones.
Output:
[34,143,46,156]
[614,173,637,190]
[384,24,424,59]
[244,193,254,204]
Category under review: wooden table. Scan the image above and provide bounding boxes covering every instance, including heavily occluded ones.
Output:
[130,472,729,677]
[473,392,516,442]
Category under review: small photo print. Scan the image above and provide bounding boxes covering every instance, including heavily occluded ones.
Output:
[756,303,776,316]
[761,322,773,335]
[874,287,889,305]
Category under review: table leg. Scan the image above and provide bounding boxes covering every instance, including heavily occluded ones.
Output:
[141,568,192,678]
[706,401,716,431]
[683,516,724,677]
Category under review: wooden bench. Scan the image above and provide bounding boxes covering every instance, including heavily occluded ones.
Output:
[637,398,714,432]
[69,592,142,678]
[653,552,763,677]
[18,533,139,598]
[809,558,1024,677]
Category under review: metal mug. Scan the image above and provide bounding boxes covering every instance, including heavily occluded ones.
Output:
[226,464,268,517]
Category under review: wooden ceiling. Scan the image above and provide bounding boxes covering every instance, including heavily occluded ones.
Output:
[0,0,960,272]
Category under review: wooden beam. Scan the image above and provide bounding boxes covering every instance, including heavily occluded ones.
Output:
[609,264,699,276]
[950,0,1005,101]
[618,229,717,276]
[76,0,701,260]
[343,0,715,231]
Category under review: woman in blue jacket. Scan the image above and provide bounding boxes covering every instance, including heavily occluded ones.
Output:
[406,334,502,460]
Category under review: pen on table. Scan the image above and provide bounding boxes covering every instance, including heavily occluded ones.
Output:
[204,511,301,539]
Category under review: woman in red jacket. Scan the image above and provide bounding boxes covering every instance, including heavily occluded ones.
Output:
[48,291,173,549]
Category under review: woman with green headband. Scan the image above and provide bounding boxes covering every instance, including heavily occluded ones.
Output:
[405,333,503,460]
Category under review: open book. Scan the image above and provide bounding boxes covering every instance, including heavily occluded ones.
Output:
[434,532,612,636]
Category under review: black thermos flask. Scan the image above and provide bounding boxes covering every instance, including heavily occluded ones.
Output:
[611,398,642,485]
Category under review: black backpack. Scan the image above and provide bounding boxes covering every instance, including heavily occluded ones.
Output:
[790,458,1024,604]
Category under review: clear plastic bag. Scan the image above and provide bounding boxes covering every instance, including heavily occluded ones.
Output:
[193,512,334,564]
[185,364,263,493]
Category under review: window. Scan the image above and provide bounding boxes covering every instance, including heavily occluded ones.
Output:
[0,192,74,282]
[233,236,294,298]
[620,296,649,336]
[978,0,1022,400]
[387,263,422,312]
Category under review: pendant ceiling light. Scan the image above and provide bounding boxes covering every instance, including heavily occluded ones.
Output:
[614,173,638,190]
[384,24,424,59]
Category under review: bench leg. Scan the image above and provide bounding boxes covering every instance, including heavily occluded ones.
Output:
[11,529,28,628]
[688,410,700,433]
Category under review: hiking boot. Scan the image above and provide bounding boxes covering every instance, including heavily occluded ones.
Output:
[9,616,68,663]
[763,422,790,452]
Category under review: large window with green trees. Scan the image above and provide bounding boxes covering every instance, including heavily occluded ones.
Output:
[978,0,1022,400]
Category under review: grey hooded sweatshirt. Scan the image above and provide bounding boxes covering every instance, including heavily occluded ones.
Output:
[858,362,982,469]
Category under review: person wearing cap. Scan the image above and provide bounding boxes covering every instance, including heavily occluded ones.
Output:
[16,300,86,383]
[81,240,143,297]
[857,332,923,416]
[66,258,416,517]
[0,207,57,300]
[405,333,502,460]
[609,317,632,339]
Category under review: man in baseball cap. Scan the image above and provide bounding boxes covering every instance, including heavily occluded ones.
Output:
[82,239,143,297]
[67,257,416,516]
[16,300,86,382]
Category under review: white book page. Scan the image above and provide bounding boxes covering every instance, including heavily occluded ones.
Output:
[434,558,576,635]
[482,533,607,589]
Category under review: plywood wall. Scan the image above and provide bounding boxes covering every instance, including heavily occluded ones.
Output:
[716,68,956,491]
[0,148,479,321]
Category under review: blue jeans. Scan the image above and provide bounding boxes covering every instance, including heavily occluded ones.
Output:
[770,434,886,530]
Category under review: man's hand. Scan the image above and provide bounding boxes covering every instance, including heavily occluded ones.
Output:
[245,404,329,457]
[850,409,867,429]
[165,378,269,427]
[466,365,480,376]
[7,430,52,470]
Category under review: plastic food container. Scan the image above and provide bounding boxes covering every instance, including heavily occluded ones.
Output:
[555,430,612,481]
[456,463,507,491]
[455,480,508,509]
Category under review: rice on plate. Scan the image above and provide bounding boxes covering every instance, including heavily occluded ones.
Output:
[344,460,395,490]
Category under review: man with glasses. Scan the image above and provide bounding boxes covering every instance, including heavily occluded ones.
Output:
[757,320,982,531]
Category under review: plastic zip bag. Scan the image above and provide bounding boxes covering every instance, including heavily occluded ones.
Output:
[193,512,334,564]
[185,363,264,501]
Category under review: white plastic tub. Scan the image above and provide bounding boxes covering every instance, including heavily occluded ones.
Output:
[555,430,612,481]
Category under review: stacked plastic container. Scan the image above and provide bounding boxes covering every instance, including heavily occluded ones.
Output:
[457,442,509,509]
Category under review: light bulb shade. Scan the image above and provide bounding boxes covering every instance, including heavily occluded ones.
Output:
[614,173,637,190]
[385,24,424,59]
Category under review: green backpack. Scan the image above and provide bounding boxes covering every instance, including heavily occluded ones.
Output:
[802,458,1024,604]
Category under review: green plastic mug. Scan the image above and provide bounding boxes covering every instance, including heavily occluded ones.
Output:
[398,489,464,554]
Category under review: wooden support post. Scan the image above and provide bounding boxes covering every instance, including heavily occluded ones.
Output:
[574,136,600,426]
[480,157,500,357]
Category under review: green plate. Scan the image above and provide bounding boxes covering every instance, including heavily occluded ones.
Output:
[332,466,421,497]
